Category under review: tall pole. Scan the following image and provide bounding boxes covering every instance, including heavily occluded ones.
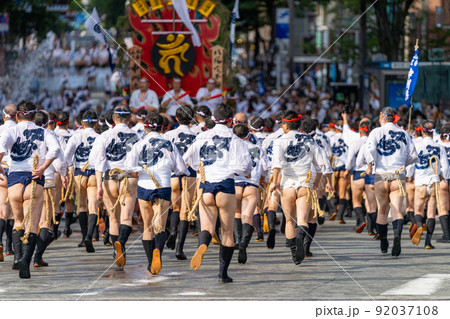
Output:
[287,0,294,84]
[358,0,367,111]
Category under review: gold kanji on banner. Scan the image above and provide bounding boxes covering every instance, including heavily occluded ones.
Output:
[149,0,164,10]
[198,0,216,18]
[132,0,150,17]
[187,0,199,11]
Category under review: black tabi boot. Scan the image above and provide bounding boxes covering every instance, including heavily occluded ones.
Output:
[337,199,348,223]
[84,214,98,253]
[33,228,54,267]
[114,225,132,268]
[52,212,62,240]
[304,223,317,257]
[238,223,254,264]
[280,213,286,234]
[110,234,118,258]
[287,238,297,262]
[77,212,88,247]
[411,214,424,245]
[253,214,263,242]
[317,198,326,225]
[176,220,189,260]
[266,210,276,249]
[391,219,403,257]
[103,216,112,246]
[437,215,450,243]
[354,207,366,233]
[64,212,74,238]
[218,245,235,283]
[5,219,14,255]
[190,220,198,236]
[151,232,168,275]
[294,225,308,265]
[142,239,155,273]
[328,198,338,215]
[93,225,100,242]
[405,211,414,225]
[368,212,378,236]
[0,219,5,261]
[344,200,352,217]
[191,231,212,271]
[166,211,179,250]
[376,223,389,253]
[18,233,38,279]
[233,218,242,247]
[12,229,24,270]
[425,218,436,249]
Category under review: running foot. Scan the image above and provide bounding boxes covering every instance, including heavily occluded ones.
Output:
[409,224,418,239]
[18,260,31,279]
[190,244,207,271]
[355,222,367,233]
[33,259,49,267]
[166,233,176,250]
[411,227,423,246]
[329,213,337,221]
[425,244,435,249]
[256,231,263,242]
[150,249,162,275]
[380,238,389,253]
[238,246,247,264]
[114,241,126,268]
[84,239,95,253]
[212,233,221,246]
[266,229,276,249]
[338,220,346,224]
[218,275,233,283]
[391,237,401,257]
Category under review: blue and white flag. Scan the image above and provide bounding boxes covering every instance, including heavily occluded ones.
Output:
[85,8,115,71]
[405,48,419,108]
[230,0,240,56]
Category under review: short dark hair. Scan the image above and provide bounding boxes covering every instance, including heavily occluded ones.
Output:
[359,120,371,135]
[233,123,249,138]
[249,117,264,132]
[213,103,233,123]
[48,112,57,124]
[264,118,275,132]
[421,120,435,136]
[162,116,169,131]
[17,99,37,121]
[282,110,301,131]
[136,108,148,121]
[76,111,84,125]
[276,111,286,123]
[301,118,317,134]
[176,105,194,125]
[82,110,98,128]
[35,111,49,127]
[205,118,216,130]
[113,105,132,121]
[105,109,115,127]
[56,111,70,126]
[145,112,164,132]
[196,105,211,119]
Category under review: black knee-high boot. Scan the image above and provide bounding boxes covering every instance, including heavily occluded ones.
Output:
[33,228,54,267]
[6,219,14,254]
[166,211,180,250]
[218,245,234,283]
[12,229,24,270]
[425,218,436,248]
[110,234,118,258]
[103,215,111,246]
[337,199,347,223]
[142,239,155,272]
[318,198,326,224]
[304,222,317,257]
[253,214,263,241]
[280,213,286,234]
[151,231,168,274]
[84,214,98,253]
[176,220,189,260]
[329,198,338,214]
[114,225,132,267]
[391,219,403,257]
[18,233,38,278]
[198,230,212,247]
[367,212,377,235]
[77,212,88,247]
[437,215,450,243]
[233,218,242,246]
[52,212,62,240]
[266,210,276,249]
[294,225,308,265]
[354,207,366,232]
[238,223,254,264]
[0,218,6,247]
[287,237,296,262]
[376,223,389,253]
[64,212,74,238]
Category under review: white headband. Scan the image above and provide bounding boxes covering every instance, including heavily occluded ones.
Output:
[2,110,15,118]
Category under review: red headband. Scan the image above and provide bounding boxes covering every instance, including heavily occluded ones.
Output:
[359,126,369,132]
[264,126,274,131]
[282,115,302,122]
[57,119,69,125]
[415,127,422,133]
[329,123,336,128]
[393,114,400,123]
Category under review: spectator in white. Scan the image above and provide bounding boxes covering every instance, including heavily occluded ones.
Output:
[161,78,193,119]
[129,78,160,112]
[196,78,222,112]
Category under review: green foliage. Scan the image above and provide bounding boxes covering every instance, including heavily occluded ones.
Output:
[89,0,127,29]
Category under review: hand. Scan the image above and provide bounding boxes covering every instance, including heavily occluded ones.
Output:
[326,183,333,193]
[32,166,46,179]
[313,182,319,190]
[61,175,67,188]
[0,166,4,181]
[365,167,372,176]
[269,183,279,194]
[97,186,104,201]
[343,170,349,178]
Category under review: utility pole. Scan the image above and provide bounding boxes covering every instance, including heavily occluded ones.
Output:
[359,0,367,111]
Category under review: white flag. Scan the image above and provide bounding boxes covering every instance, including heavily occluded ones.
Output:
[85,8,107,46]
[172,0,201,47]
[230,0,240,48]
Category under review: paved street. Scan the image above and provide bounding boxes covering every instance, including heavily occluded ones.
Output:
[1,216,450,301]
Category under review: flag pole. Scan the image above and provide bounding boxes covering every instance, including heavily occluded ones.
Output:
[407,38,419,133]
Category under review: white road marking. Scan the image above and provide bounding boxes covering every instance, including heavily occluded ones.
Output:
[73,291,99,296]
[382,274,450,296]
[173,292,205,296]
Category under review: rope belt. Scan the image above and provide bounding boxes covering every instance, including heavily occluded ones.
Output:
[108,168,129,213]
[327,155,339,200]
[74,161,92,213]
[188,162,205,222]
[143,164,163,234]
[60,170,75,204]
[395,166,406,197]
[304,170,324,219]
[44,188,57,228]
[430,155,443,213]
[20,155,39,244]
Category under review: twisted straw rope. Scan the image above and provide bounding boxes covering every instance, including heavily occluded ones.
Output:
[394,166,406,197]
[429,155,444,213]
[187,162,205,222]
[327,155,339,200]
[60,170,74,204]
[109,168,129,212]
[20,155,39,244]
[143,164,163,234]
[44,188,56,228]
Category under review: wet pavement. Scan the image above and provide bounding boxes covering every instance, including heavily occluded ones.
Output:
[1,216,450,301]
